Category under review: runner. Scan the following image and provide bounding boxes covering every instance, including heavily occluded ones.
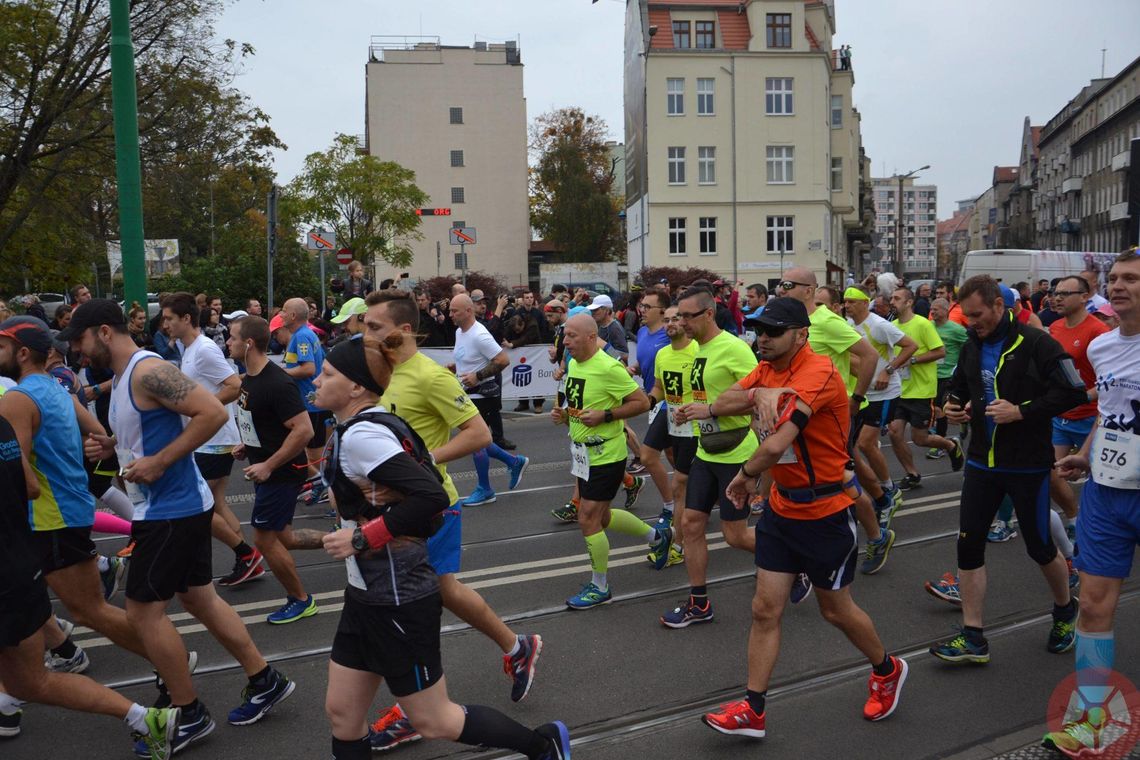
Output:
[60,300,295,754]
[626,288,671,476]
[360,291,544,750]
[928,276,1086,665]
[1044,249,1140,755]
[161,293,263,588]
[312,339,571,760]
[554,313,672,609]
[702,297,907,738]
[269,297,328,493]
[661,287,757,627]
[227,316,324,624]
[928,297,968,458]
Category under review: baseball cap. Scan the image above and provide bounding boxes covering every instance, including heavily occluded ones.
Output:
[0,316,53,354]
[998,284,1017,309]
[331,297,367,324]
[471,292,486,303]
[222,309,248,321]
[756,298,810,329]
[57,299,126,341]
[587,294,613,311]
[843,286,871,302]
[1095,303,1117,318]
[268,313,285,333]
[568,305,589,318]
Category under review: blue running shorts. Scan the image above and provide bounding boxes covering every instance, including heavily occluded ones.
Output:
[1051,416,1095,450]
[1073,480,1140,579]
[427,503,462,576]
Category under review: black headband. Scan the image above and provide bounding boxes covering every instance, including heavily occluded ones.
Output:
[325,338,385,396]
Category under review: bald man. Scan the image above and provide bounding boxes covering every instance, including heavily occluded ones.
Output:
[271,297,328,478]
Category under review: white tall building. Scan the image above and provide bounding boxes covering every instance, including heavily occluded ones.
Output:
[871,177,938,277]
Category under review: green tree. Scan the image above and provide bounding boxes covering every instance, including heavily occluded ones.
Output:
[529,107,622,262]
[285,134,428,269]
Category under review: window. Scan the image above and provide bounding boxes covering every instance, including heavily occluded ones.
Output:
[696,78,715,115]
[766,145,794,184]
[831,94,843,127]
[698,146,716,184]
[450,150,464,167]
[667,78,684,115]
[699,217,717,254]
[766,216,794,253]
[667,146,686,184]
[672,20,690,48]
[669,217,687,255]
[449,107,463,124]
[831,157,843,191]
[451,187,465,203]
[766,13,792,48]
[695,20,715,49]
[765,78,793,115]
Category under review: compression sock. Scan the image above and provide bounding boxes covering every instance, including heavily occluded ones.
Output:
[486,443,515,466]
[93,511,131,536]
[98,485,135,519]
[584,532,610,577]
[457,705,549,759]
[472,448,492,491]
[872,654,895,677]
[1075,629,1115,704]
[606,508,656,541]
[234,542,254,560]
[1049,510,1074,558]
[50,639,78,660]
[330,735,370,760]
[746,690,766,715]
[997,496,1014,524]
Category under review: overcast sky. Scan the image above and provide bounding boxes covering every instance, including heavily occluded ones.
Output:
[215,0,1140,220]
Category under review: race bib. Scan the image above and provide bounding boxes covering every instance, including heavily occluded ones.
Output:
[236,405,262,448]
[667,403,694,438]
[647,400,662,427]
[570,442,590,479]
[115,447,147,505]
[695,416,721,436]
[755,427,797,464]
[1091,428,1140,489]
[340,519,368,590]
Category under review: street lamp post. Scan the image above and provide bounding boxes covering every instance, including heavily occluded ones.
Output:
[895,164,930,277]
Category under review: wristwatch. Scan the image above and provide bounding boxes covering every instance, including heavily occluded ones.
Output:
[351,527,369,553]
[604,409,615,423]
[909,357,917,366]
[885,365,896,375]
[851,393,866,404]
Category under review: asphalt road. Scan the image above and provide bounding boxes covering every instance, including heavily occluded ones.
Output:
[7,409,1139,760]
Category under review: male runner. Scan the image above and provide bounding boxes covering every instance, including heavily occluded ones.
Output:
[161,293,263,587]
[270,297,328,488]
[360,290,544,749]
[929,277,1086,664]
[61,300,295,753]
[885,286,964,489]
[554,313,672,609]
[703,297,907,737]
[628,288,670,476]
[1045,249,1140,755]
[227,316,323,624]
[928,297,968,457]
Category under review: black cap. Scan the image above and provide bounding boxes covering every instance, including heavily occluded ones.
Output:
[0,316,53,354]
[756,297,810,329]
[57,298,126,341]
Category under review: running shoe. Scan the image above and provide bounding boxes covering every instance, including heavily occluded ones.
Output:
[864,656,908,721]
[551,502,578,522]
[948,437,965,471]
[217,549,265,587]
[1042,707,1114,757]
[898,473,922,491]
[655,508,674,529]
[0,708,21,738]
[660,597,713,628]
[266,595,318,625]
[1047,606,1078,654]
[790,572,813,604]
[134,703,214,758]
[116,540,136,559]
[535,720,572,760]
[879,486,903,532]
[623,476,645,510]
[626,457,648,476]
[1066,558,1080,590]
[647,543,685,568]
[503,634,543,703]
[508,456,530,491]
[986,520,1018,543]
[924,572,962,605]
[648,526,674,571]
[132,706,178,760]
[101,555,127,600]
[369,705,421,751]
[860,529,895,575]
[227,669,295,725]
[750,495,769,517]
[925,447,945,460]
[44,646,89,674]
[302,482,329,507]
[702,699,766,738]
[461,486,497,507]
[566,582,612,610]
[929,629,990,664]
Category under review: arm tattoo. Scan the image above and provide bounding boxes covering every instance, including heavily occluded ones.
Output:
[140,362,198,405]
[288,529,328,550]
[475,362,503,380]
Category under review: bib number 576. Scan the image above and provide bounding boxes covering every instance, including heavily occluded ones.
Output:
[1100,447,1128,467]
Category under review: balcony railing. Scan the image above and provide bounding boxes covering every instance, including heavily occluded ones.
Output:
[1061,176,1082,194]
[1111,150,1131,172]
[1109,202,1130,222]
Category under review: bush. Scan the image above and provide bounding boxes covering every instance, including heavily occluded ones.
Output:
[635,265,720,291]
[417,271,508,302]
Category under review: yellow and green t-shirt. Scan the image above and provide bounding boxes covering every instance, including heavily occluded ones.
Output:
[895,314,943,399]
[565,350,639,465]
[654,339,699,407]
[378,352,479,506]
[808,305,862,393]
[691,331,758,464]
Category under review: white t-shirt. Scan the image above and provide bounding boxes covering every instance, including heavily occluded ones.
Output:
[339,418,404,486]
[1088,329,1140,438]
[849,312,905,402]
[453,320,503,399]
[180,333,241,448]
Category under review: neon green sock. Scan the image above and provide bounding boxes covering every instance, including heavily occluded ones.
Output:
[584,531,609,574]
[607,508,656,541]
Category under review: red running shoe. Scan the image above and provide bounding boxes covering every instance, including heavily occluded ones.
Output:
[864,656,908,721]
[702,699,766,738]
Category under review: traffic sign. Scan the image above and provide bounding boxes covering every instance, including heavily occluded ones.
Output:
[448,227,476,245]
[336,248,353,265]
[306,229,336,250]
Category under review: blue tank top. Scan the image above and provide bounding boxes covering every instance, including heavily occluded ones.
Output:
[9,373,95,531]
[109,351,212,521]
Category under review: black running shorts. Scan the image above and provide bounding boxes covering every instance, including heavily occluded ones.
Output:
[577,459,626,502]
[331,592,444,697]
[755,504,858,591]
[126,509,214,603]
[31,527,97,574]
[193,452,234,481]
[686,458,750,521]
[856,397,897,430]
[0,573,53,649]
[642,407,698,475]
[893,398,936,429]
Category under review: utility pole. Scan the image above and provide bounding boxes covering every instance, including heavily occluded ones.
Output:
[266,185,277,310]
[894,164,930,276]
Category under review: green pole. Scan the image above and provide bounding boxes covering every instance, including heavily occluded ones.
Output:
[109,0,146,311]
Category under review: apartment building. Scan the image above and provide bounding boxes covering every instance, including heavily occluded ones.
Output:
[363,37,529,281]
[870,177,938,277]
[624,0,871,288]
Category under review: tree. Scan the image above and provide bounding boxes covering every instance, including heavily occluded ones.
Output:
[529,108,622,263]
[285,135,428,269]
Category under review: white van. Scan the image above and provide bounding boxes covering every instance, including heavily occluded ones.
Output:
[957,249,1120,293]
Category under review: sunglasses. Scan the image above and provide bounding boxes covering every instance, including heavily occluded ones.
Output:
[779,281,813,291]
[677,308,710,320]
[757,325,791,337]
